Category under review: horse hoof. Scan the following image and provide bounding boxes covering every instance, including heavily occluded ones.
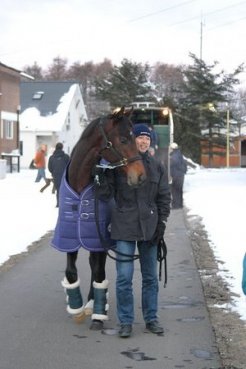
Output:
[84,299,94,316]
[72,311,87,324]
[84,307,93,316]
[90,320,103,331]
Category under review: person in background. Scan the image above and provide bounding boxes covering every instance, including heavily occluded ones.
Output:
[169,142,187,209]
[95,123,171,338]
[148,146,155,157]
[148,125,159,156]
[48,142,70,207]
[34,144,47,183]
[242,253,246,295]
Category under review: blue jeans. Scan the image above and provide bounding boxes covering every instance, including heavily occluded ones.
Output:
[116,240,159,325]
[35,168,46,182]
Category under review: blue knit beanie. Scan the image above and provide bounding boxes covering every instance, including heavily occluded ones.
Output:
[133,124,151,138]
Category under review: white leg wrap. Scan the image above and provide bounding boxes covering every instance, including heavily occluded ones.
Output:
[61,277,80,289]
[61,277,84,315]
[92,279,109,289]
[91,279,109,321]
[66,305,85,315]
[91,313,109,321]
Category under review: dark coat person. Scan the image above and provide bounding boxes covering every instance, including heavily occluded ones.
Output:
[48,143,70,207]
[95,123,171,338]
[170,142,187,209]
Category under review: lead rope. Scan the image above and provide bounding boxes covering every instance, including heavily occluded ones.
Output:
[94,180,140,262]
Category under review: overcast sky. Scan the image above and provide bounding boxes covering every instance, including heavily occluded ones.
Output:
[1,0,246,79]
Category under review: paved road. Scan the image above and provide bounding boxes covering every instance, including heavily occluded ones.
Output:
[0,210,222,369]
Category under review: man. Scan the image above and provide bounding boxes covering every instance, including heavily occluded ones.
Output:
[48,142,70,207]
[96,123,171,338]
[170,142,187,209]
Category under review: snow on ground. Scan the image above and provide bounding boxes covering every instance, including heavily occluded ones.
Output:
[184,167,246,322]
[0,169,58,265]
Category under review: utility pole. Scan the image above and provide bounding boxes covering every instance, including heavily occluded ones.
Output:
[200,15,205,60]
[226,105,230,167]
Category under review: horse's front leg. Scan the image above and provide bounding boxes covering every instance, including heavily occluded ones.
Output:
[87,251,107,300]
[61,251,86,323]
[88,251,108,330]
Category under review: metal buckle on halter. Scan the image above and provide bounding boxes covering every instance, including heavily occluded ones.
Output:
[106,141,112,149]
[121,157,128,166]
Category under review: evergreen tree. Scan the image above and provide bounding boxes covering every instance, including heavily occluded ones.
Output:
[175,53,243,164]
[94,58,153,108]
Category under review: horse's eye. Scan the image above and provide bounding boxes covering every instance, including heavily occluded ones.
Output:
[120,137,128,144]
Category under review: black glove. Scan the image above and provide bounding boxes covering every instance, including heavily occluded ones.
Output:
[151,221,166,245]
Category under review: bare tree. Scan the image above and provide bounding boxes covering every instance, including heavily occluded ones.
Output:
[23,61,44,80]
[44,56,68,80]
[150,62,184,104]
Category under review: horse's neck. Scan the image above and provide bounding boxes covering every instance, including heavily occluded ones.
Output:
[68,146,98,193]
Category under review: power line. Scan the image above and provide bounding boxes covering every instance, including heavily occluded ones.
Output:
[163,1,246,28]
[128,0,198,23]
[128,0,246,30]
[207,14,246,31]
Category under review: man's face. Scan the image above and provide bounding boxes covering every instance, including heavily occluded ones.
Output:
[135,135,151,153]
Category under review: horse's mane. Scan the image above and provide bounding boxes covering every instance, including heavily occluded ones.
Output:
[81,117,100,139]
[70,111,127,159]
[70,117,101,159]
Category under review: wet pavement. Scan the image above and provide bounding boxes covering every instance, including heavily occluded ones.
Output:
[0,209,222,369]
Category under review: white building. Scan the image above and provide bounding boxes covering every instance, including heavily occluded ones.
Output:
[20,81,88,168]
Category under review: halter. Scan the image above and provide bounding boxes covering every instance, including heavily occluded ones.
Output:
[96,118,141,169]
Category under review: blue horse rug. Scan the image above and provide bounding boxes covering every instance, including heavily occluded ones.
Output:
[52,171,114,253]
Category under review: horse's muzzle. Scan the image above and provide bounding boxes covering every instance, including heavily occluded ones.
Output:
[127,173,146,187]
[125,161,147,187]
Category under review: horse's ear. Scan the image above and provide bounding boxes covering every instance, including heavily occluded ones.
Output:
[112,106,125,119]
[124,106,133,118]
[112,106,133,121]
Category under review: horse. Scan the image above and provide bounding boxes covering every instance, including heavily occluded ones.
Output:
[51,107,146,330]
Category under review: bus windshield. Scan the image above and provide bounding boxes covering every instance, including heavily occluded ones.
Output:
[131,108,169,126]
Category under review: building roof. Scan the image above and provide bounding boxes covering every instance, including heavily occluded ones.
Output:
[20,81,84,133]
[0,62,33,79]
[0,61,21,74]
[20,81,79,116]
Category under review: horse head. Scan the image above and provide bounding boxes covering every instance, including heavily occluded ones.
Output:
[98,107,146,186]
[68,107,146,192]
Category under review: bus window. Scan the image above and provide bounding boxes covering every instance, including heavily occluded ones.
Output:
[131,108,169,126]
